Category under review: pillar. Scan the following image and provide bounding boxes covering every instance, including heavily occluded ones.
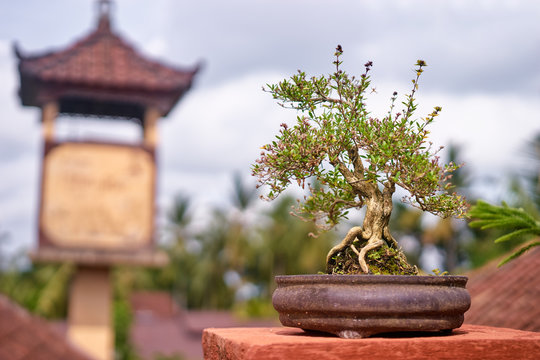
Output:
[143,107,161,148]
[67,266,113,360]
[41,101,58,142]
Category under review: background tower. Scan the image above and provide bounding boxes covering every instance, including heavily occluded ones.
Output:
[15,1,200,358]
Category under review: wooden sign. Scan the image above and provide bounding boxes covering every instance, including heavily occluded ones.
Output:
[39,142,155,250]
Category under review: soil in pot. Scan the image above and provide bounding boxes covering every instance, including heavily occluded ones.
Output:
[328,240,418,275]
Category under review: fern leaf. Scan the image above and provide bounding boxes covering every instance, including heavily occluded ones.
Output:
[494,228,540,243]
[474,218,527,230]
[470,200,540,265]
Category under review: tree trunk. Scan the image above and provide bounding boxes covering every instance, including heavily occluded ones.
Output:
[326,183,396,273]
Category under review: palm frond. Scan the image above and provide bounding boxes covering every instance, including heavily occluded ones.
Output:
[469,200,540,266]
[499,241,540,267]
[494,228,540,243]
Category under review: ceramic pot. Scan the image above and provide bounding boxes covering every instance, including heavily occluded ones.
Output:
[272,274,470,338]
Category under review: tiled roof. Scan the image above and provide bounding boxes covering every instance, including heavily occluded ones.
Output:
[465,245,540,332]
[16,16,197,92]
[0,294,94,360]
[15,12,200,117]
[130,291,179,318]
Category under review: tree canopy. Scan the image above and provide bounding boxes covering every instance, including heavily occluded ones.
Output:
[253,46,468,231]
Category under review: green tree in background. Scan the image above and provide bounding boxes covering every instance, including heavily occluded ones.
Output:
[128,173,337,314]
[112,268,139,360]
[0,262,73,319]
[245,196,335,290]
[423,145,471,272]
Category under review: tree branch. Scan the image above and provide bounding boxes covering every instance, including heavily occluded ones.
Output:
[348,147,365,180]
[383,181,395,203]
[328,199,363,222]
[310,95,353,108]
[331,159,372,198]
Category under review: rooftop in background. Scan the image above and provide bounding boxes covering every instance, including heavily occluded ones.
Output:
[14,0,200,121]
[465,245,540,332]
[0,294,94,360]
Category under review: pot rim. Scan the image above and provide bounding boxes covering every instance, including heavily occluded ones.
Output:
[275,274,468,287]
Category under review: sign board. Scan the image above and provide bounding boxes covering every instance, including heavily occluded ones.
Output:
[39,142,155,250]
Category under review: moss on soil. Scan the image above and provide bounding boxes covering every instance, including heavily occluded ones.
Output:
[327,239,418,275]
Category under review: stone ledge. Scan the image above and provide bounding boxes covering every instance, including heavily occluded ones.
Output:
[30,247,168,267]
[202,324,540,360]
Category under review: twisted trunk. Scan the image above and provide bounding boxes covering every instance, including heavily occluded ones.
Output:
[326,181,399,273]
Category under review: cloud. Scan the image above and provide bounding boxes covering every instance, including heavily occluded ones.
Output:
[158,0,540,95]
[160,71,290,174]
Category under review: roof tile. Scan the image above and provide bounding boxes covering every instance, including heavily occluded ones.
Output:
[17,19,196,92]
[465,245,540,332]
[0,295,94,360]
[15,14,199,116]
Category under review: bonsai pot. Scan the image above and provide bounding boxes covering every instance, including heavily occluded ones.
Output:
[272,274,470,339]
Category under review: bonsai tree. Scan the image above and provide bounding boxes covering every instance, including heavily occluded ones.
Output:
[252,45,468,275]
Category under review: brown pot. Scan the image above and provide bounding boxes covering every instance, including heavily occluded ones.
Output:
[272,274,470,338]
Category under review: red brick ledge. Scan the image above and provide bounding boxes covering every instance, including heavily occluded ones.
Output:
[202,324,540,360]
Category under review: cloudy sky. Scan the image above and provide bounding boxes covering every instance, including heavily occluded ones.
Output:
[1,0,539,260]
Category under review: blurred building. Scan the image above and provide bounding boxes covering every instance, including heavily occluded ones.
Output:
[0,294,93,360]
[129,291,278,360]
[14,0,199,358]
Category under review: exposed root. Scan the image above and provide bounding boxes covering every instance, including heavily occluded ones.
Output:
[347,239,385,273]
[350,243,361,256]
[327,238,418,275]
[358,239,384,273]
[383,226,399,248]
[325,226,363,273]
[326,225,418,275]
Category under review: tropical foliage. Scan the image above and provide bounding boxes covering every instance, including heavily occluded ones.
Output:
[469,201,540,266]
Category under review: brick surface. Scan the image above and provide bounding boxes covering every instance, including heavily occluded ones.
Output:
[202,325,540,360]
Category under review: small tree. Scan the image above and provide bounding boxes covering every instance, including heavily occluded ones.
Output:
[252,46,468,274]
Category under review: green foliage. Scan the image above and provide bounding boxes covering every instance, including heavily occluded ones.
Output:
[253,46,467,230]
[113,295,138,360]
[129,176,335,312]
[33,263,73,317]
[0,263,72,319]
[469,200,540,266]
[168,194,192,228]
[521,133,540,210]
[244,195,335,287]
[233,297,276,319]
[231,172,258,210]
[431,268,449,276]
